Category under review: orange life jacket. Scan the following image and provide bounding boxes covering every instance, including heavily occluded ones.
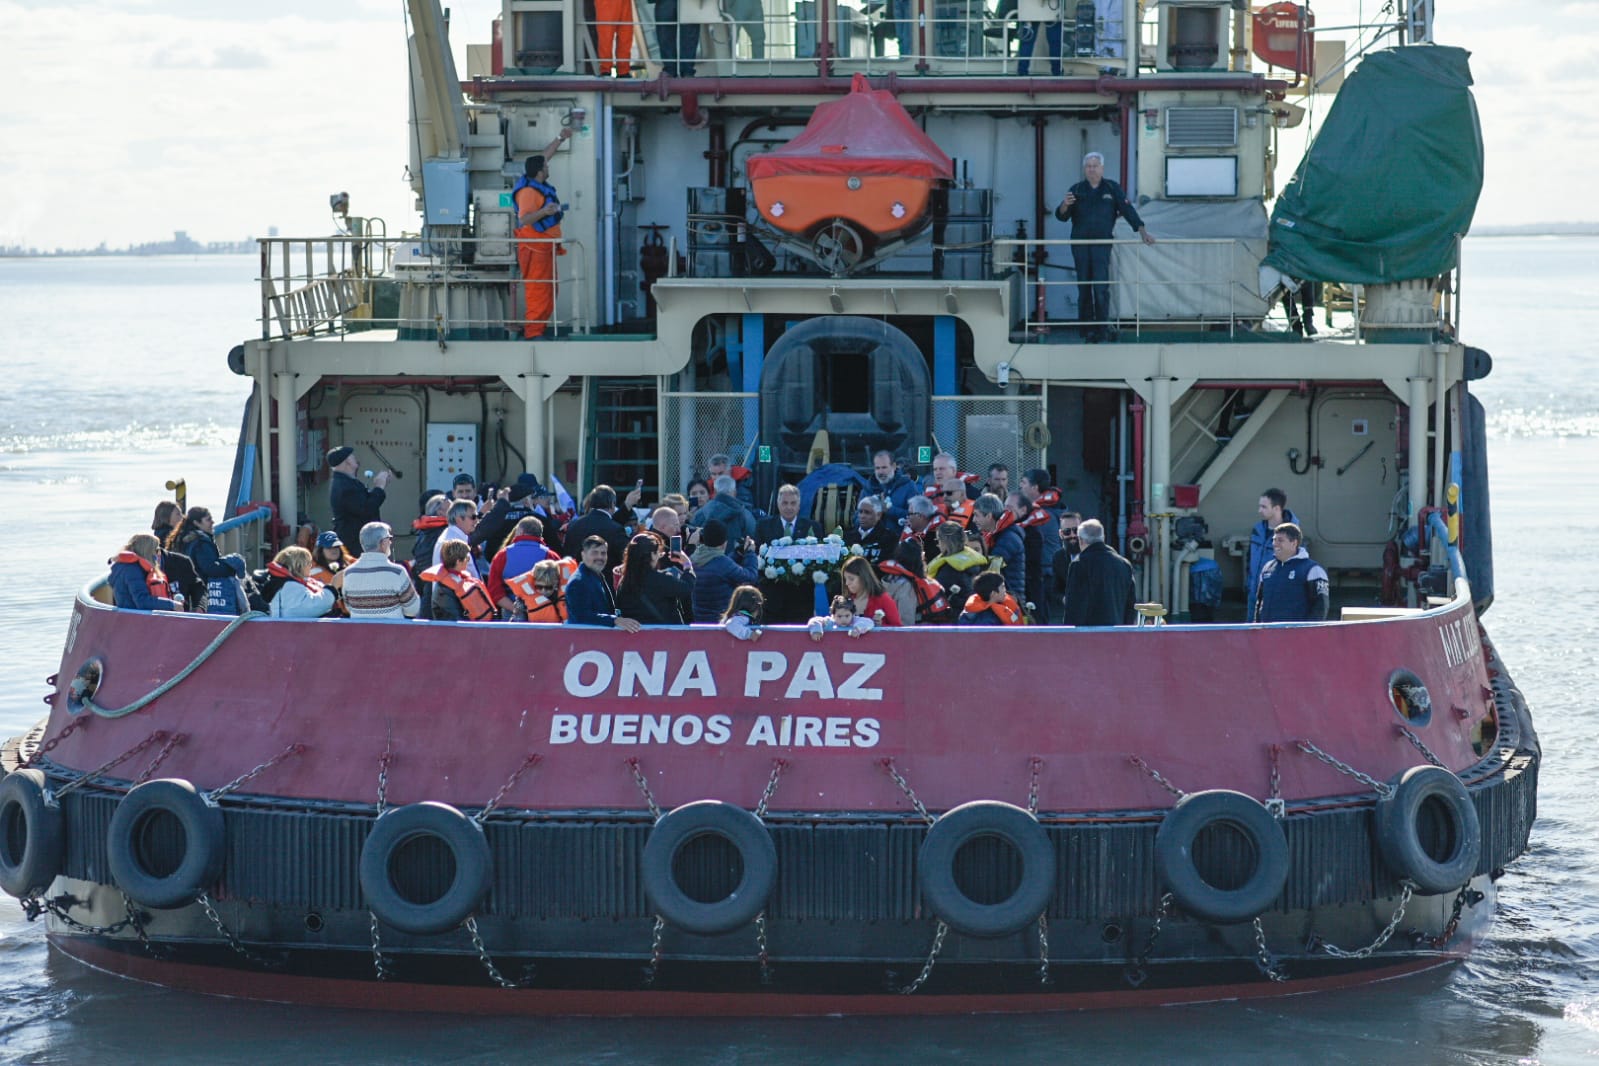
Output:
[269,560,327,596]
[877,560,951,622]
[506,570,569,622]
[938,499,974,528]
[116,551,171,600]
[983,508,1020,550]
[421,564,496,621]
[962,592,1024,625]
[1021,487,1062,528]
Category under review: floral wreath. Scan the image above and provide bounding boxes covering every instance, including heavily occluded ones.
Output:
[757,534,858,585]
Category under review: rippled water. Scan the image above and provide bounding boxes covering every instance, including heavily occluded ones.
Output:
[0,243,1596,1063]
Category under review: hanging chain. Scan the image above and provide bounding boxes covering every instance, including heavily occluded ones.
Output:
[22,894,139,937]
[898,920,949,995]
[1293,740,1394,797]
[52,731,170,799]
[134,732,188,784]
[756,912,773,985]
[641,915,667,986]
[1124,892,1172,988]
[370,912,394,981]
[1316,881,1415,959]
[754,759,789,820]
[1037,914,1052,986]
[475,753,542,825]
[375,727,394,815]
[464,915,518,989]
[1128,755,1187,799]
[1396,725,1446,768]
[878,758,934,825]
[1418,885,1481,949]
[627,758,662,821]
[1027,757,1044,816]
[1252,917,1288,982]
[23,716,89,769]
[1265,744,1286,819]
[205,743,307,801]
[198,892,277,967]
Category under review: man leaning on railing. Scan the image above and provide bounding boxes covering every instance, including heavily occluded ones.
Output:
[1055,151,1155,342]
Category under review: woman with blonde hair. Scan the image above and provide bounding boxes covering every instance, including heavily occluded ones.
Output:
[108,533,179,612]
[508,558,569,623]
[268,546,338,618]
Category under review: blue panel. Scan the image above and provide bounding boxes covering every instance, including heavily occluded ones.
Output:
[742,314,765,449]
[933,316,958,451]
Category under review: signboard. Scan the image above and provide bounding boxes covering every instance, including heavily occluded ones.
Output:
[917,446,933,464]
[1253,2,1314,76]
[758,445,773,463]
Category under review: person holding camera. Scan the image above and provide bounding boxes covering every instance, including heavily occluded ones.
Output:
[327,446,390,552]
[690,520,759,623]
[615,533,695,626]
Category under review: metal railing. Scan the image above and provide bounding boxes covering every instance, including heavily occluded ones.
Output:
[257,235,590,342]
[213,506,273,567]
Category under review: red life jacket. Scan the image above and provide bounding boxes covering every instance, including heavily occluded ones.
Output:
[115,551,170,599]
[421,564,496,621]
[268,560,326,595]
[962,593,1024,625]
[878,560,951,622]
[1022,488,1062,528]
[983,508,1020,550]
[412,515,448,532]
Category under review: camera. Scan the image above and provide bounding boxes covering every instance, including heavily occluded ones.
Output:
[669,535,683,554]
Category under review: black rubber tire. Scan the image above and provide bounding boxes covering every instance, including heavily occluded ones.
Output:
[642,801,776,936]
[1155,789,1289,925]
[359,802,492,936]
[106,778,225,910]
[1375,765,1482,895]
[916,800,1056,938]
[0,769,64,899]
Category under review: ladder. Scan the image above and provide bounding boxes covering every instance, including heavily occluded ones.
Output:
[583,377,659,500]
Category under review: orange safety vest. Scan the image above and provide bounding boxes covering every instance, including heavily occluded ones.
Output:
[304,561,347,614]
[422,564,496,621]
[506,570,569,622]
[877,560,950,622]
[116,551,170,599]
[962,592,1025,625]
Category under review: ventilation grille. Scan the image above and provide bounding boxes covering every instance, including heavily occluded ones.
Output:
[1166,107,1239,148]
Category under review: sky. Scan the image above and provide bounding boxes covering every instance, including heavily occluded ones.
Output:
[0,0,1593,249]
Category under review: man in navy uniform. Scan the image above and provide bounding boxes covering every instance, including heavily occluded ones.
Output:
[1246,487,1298,617]
[1253,523,1330,623]
[1055,151,1155,341]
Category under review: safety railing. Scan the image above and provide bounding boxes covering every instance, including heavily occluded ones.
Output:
[577,0,1129,76]
[256,235,590,342]
[992,235,1268,338]
[213,506,274,566]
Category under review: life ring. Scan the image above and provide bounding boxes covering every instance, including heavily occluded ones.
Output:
[1375,765,1481,895]
[916,800,1055,938]
[641,800,776,936]
[1155,790,1289,925]
[106,779,225,910]
[359,801,492,936]
[0,769,64,899]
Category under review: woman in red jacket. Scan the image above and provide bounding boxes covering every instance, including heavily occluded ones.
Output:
[840,555,901,627]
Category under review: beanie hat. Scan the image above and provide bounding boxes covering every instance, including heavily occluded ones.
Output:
[700,519,728,548]
[326,446,354,467]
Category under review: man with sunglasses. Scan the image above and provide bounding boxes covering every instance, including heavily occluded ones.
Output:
[432,498,483,579]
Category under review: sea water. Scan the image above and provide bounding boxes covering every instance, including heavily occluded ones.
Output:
[0,243,1595,1064]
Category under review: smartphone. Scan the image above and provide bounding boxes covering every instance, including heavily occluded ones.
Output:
[669,535,683,555]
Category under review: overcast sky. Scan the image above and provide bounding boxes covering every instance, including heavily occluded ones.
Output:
[0,0,1591,249]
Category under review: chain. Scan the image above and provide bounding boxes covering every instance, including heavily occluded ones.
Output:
[1418,885,1482,949]
[641,915,667,986]
[754,759,789,820]
[1252,917,1288,982]
[370,912,395,980]
[476,753,542,825]
[122,893,165,957]
[1316,881,1414,959]
[1037,914,1052,986]
[1128,755,1186,799]
[135,732,188,784]
[23,716,89,768]
[375,727,394,815]
[1293,740,1393,797]
[52,731,170,799]
[1396,726,1446,768]
[898,920,949,994]
[878,758,934,825]
[756,911,773,985]
[464,915,519,989]
[206,743,307,801]
[198,892,277,967]
[1124,892,1172,988]
[627,758,662,821]
[23,894,139,936]
[1027,756,1044,816]
[1262,744,1286,819]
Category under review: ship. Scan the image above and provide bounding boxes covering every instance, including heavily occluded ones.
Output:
[0,0,1537,1015]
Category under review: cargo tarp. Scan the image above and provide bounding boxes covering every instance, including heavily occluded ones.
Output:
[1263,46,1483,284]
[745,74,954,181]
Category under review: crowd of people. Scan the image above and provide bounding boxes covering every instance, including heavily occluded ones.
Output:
[108,448,1329,631]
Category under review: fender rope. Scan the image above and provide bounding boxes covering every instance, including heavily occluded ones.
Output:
[84,611,268,719]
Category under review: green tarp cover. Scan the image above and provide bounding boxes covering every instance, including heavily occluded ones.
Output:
[1264,46,1483,284]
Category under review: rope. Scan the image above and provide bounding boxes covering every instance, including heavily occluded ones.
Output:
[83,611,267,719]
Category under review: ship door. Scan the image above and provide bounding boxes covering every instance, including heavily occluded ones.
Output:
[1313,392,1398,547]
[759,316,930,493]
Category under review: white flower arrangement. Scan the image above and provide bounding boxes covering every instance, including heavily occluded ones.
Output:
[758,533,846,586]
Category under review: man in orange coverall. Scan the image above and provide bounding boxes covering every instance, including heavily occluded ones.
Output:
[595,0,635,76]
[513,128,575,339]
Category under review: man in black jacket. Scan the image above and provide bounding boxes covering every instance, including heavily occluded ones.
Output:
[844,495,898,563]
[328,446,390,551]
[754,484,822,624]
[754,484,819,547]
[1055,152,1156,341]
[1061,518,1135,626]
[563,485,632,572]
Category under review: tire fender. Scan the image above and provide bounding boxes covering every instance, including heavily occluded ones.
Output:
[642,800,776,936]
[1155,789,1289,925]
[0,769,64,899]
[107,778,225,910]
[917,800,1056,938]
[359,801,492,936]
[1375,765,1481,895]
